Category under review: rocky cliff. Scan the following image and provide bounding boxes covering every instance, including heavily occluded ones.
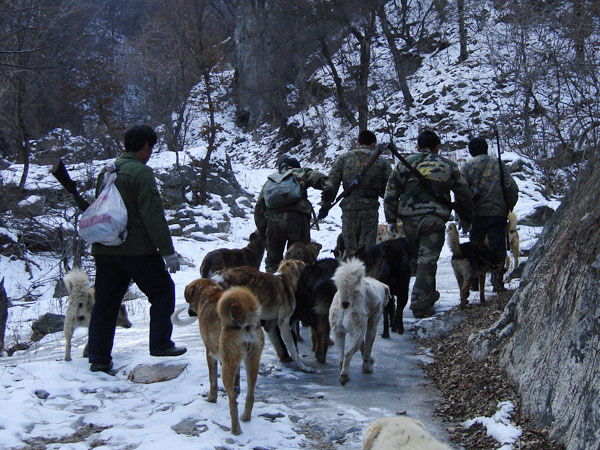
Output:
[469,154,600,449]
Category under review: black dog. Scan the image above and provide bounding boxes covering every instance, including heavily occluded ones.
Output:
[447,223,504,308]
[351,238,411,337]
[292,258,339,364]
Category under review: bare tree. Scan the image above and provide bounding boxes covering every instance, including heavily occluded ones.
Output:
[0,0,95,188]
[457,0,468,62]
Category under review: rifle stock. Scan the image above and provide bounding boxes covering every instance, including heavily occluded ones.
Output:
[51,158,90,212]
[387,143,472,223]
[315,143,385,223]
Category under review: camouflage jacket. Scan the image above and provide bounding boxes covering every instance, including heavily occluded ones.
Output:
[254,167,330,232]
[328,146,392,211]
[384,150,472,222]
[463,154,518,216]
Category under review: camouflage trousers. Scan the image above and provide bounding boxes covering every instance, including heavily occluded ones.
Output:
[403,215,446,312]
[341,209,379,254]
[264,210,310,273]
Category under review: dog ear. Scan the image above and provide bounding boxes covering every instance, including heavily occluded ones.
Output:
[184,282,197,304]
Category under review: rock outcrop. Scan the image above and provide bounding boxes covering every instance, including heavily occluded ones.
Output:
[469,157,600,449]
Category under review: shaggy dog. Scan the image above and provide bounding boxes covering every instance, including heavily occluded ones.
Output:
[211,259,312,372]
[447,223,503,308]
[506,211,520,272]
[350,238,411,337]
[363,416,451,450]
[375,221,404,244]
[174,280,264,435]
[63,269,132,361]
[200,230,265,278]
[284,241,322,265]
[293,258,339,364]
[329,258,390,386]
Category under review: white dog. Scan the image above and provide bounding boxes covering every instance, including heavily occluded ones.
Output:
[329,258,390,386]
[363,416,452,450]
[63,269,132,361]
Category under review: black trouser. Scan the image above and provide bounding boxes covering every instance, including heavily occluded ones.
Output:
[88,254,175,364]
[470,215,507,285]
[264,211,310,273]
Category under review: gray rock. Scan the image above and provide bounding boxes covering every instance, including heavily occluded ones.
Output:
[409,310,468,340]
[128,363,187,384]
[258,412,285,422]
[519,205,555,227]
[18,195,45,215]
[31,313,65,335]
[34,390,50,400]
[171,418,208,436]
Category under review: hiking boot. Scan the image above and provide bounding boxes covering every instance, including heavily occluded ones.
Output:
[90,361,113,373]
[150,346,187,357]
[412,307,436,319]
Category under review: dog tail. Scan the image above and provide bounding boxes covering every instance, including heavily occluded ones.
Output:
[63,268,90,295]
[217,286,261,327]
[446,223,462,257]
[332,258,366,297]
[507,211,518,232]
[171,305,197,326]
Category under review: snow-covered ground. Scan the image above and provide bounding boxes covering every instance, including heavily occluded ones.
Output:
[0,150,561,449]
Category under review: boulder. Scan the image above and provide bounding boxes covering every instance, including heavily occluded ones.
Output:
[469,155,600,449]
[31,313,65,336]
[128,362,187,384]
[519,205,555,227]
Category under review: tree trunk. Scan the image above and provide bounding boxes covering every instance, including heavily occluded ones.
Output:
[351,11,376,131]
[0,278,7,353]
[199,70,217,204]
[376,5,414,107]
[318,37,357,127]
[457,0,469,62]
[16,75,30,190]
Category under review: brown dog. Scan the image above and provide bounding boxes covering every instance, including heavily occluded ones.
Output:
[180,280,264,435]
[447,223,503,308]
[376,221,404,243]
[284,241,322,264]
[200,230,266,278]
[211,259,312,372]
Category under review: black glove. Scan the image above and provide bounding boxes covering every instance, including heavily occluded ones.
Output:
[321,185,335,204]
[317,205,330,221]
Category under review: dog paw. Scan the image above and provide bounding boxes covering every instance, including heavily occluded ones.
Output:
[231,425,242,435]
[205,395,217,403]
[339,374,349,386]
[298,362,315,373]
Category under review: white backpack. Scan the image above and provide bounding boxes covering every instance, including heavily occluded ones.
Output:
[78,162,128,246]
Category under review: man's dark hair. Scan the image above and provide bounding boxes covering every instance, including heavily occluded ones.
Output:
[124,125,157,153]
[277,156,301,171]
[417,129,441,151]
[357,130,377,146]
[468,137,488,156]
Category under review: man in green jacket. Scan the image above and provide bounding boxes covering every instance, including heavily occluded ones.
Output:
[384,129,472,318]
[254,156,330,273]
[463,137,519,291]
[88,125,185,373]
[326,130,392,254]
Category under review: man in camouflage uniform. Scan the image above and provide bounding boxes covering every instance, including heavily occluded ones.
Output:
[326,130,392,254]
[384,129,472,318]
[255,156,330,273]
[463,137,518,291]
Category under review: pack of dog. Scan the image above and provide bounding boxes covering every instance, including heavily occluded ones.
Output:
[63,269,132,361]
[447,222,504,308]
[199,230,266,278]
[173,279,264,435]
[329,258,391,386]
[350,238,411,337]
[211,259,312,372]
